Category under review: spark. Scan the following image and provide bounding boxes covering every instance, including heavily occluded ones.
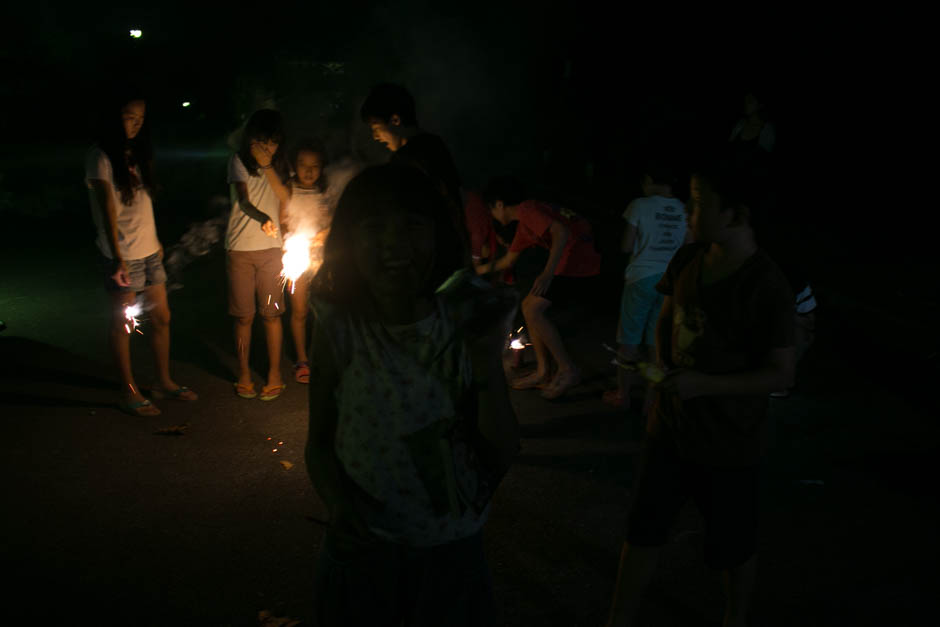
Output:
[281,232,313,285]
[274,302,279,310]
[124,303,143,335]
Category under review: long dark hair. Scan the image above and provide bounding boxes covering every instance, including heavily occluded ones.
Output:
[237,109,289,180]
[312,165,468,314]
[95,87,154,206]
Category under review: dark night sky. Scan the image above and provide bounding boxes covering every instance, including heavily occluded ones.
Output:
[2,2,905,267]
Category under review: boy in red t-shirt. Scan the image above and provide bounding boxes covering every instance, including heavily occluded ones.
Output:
[604,162,795,627]
[475,176,601,399]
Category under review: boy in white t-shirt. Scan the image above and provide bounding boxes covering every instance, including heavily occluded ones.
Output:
[604,164,689,410]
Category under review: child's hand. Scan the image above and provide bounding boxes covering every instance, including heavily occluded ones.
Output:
[250,141,273,168]
[657,368,711,400]
[530,272,553,297]
[262,220,279,237]
[111,261,131,288]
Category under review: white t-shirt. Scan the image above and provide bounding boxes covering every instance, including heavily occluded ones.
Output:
[85,146,161,260]
[623,195,687,284]
[286,184,332,235]
[225,154,284,251]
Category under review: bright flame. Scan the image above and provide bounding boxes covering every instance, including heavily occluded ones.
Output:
[129,29,142,38]
[182,101,191,108]
[510,339,525,350]
[124,303,142,334]
[281,232,313,284]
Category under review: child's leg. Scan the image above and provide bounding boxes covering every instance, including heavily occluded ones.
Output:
[524,294,575,374]
[233,315,254,386]
[256,249,285,389]
[261,314,284,388]
[143,283,173,389]
[109,290,145,401]
[289,276,310,364]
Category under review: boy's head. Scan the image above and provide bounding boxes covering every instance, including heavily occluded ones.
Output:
[360,84,417,152]
[641,160,676,197]
[483,176,526,225]
[688,161,757,243]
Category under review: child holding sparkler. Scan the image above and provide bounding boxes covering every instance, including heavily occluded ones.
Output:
[475,176,602,399]
[605,161,795,627]
[306,165,518,625]
[86,88,197,416]
[282,139,331,384]
[225,109,290,401]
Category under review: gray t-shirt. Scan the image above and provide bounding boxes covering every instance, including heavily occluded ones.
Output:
[225,154,283,251]
[85,146,161,260]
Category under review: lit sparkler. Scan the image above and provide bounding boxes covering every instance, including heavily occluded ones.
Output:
[124,303,143,335]
[281,232,314,292]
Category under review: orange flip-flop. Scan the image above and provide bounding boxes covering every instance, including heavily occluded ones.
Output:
[234,382,257,399]
[259,383,286,401]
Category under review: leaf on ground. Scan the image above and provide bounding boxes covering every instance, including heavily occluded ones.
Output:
[153,423,189,436]
[279,460,294,470]
[258,609,301,626]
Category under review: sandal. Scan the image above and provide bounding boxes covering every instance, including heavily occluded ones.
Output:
[152,385,198,401]
[234,382,257,399]
[294,361,311,384]
[511,371,550,390]
[259,383,286,401]
[540,369,582,400]
[119,397,161,417]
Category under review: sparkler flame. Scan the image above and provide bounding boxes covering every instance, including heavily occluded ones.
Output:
[281,232,313,285]
[510,339,525,350]
[124,303,143,335]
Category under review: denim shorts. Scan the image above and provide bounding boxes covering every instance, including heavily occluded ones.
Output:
[102,252,166,293]
[618,274,664,346]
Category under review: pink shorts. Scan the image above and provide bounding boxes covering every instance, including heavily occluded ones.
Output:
[226,249,284,318]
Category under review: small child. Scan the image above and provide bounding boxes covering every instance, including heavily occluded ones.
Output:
[282,139,331,384]
[225,109,291,401]
[605,161,796,627]
[306,165,519,625]
[603,163,689,410]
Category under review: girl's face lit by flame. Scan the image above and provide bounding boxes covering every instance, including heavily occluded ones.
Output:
[295,151,323,188]
[122,100,146,140]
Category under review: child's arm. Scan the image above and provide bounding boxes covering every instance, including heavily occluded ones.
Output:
[250,143,291,207]
[658,347,795,400]
[305,320,372,540]
[89,179,130,287]
[474,250,521,275]
[621,222,637,255]
[234,182,278,237]
[531,220,569,297]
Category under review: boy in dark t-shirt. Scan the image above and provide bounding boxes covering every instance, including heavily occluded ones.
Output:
[605,163,795,627]
[360,83,462,212]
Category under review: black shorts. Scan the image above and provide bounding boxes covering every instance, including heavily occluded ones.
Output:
[626,435,760,570]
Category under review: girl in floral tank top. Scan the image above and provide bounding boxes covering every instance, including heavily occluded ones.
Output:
[306,165,519,625]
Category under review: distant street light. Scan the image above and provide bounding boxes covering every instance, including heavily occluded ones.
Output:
[129,29,142,38]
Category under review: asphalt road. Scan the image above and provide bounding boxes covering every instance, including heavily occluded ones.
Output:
[1,233,938,626]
